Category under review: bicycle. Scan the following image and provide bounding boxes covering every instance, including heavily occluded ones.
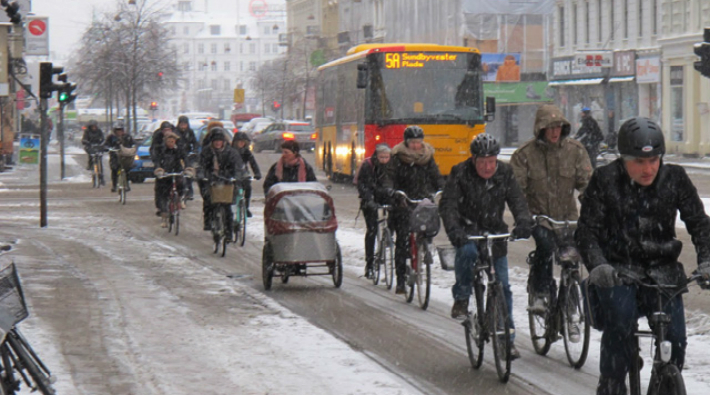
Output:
[158,172,189,236]
[107,148,135,205]
[208,177,237,257]
[527,215,590,369]
[231,177,251,247]
[393,190,441,310]
[617,272,704,395]
[372,204,394,289]
[87,144,105,189]
[0,261,55,395]
[461,233,514,383]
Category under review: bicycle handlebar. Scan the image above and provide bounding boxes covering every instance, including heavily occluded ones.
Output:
[158,172,191,179]
[533,215,578,227]
[393,190,442,204]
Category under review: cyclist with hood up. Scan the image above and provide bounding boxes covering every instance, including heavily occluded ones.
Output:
[232,132,261,217]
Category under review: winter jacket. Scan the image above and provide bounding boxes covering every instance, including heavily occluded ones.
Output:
[262,157,317,194]
[510,104,592,222]
[383,142,444,201]
[440,159,533,254]
[576,159,710,287]
[176,127,198,154]
[81,127,104,147]
[153,145,187,174]
[357,154,390,205]
[574,115,604,153]
[105,133,135,150]
[200,145,245,182]
[234,146,261,179]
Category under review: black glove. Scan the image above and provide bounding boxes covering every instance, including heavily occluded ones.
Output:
[511,225,532,240]
[589,264,622,288]
[697,262,710,289]
[254,173,262,180]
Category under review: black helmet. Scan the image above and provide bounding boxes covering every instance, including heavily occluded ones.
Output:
[617,117,665,158]
[403,125,424,142]
[470,133,500,157]
[177,115,189,125]
[234,131,250,141]
[160,121,174,131]
[210,127,228,141]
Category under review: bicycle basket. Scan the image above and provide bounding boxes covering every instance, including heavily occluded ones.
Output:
[210,184,234,204]
[0,263,29,325]
[410,199,440,238]
[436,244,456,271]
[119,155,135,170]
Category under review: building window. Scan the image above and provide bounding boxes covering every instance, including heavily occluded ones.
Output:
[670,66,684,142]
[610,0,615,40]
[211,61,217,72]
[183,26,189,35]
[598,0,603,43]
[623,0,628,39]
[559,6,565,47]
[250,43,256,54]
[198,43,204,54]
[224,43,231,53]
[224,61,230,71]
[585,2,590,44]
[573,3,578,45]
[211,43,217,54]
[249,62,256,71]
[178,1,191,12]
[652,0,658,35]
[273,43,278,53]
[210,25,220,35]
[239,25,247,35]
[638,0,643,37]
[224,79,231,90]
[183,43,189,54]
[265,43,270,54]
[264,26,270,35]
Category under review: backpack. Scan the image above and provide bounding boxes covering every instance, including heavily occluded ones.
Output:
[410,198,441,238]
[352,157,372,186]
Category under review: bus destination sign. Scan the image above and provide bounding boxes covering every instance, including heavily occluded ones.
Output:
[384,52,464,69]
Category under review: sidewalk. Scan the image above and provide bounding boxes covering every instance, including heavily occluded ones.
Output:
[0,140,89,187]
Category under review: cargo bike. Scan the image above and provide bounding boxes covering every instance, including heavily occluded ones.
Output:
[261,182,343,290]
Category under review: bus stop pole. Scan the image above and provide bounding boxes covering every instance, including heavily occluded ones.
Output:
[39,97,47,227]
[59,103,65,180]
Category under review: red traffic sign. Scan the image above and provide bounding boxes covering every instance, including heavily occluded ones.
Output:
[28,19,47,36]
[249,0,268,18]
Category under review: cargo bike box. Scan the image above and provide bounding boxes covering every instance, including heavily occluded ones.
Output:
[261,182,343,290]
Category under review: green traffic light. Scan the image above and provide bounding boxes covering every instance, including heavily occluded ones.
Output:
[59,92,68,102]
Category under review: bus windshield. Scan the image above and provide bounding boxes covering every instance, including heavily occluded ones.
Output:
[367,52,483,124]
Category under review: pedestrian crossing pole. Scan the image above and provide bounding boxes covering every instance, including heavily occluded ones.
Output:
[39,97,47,227]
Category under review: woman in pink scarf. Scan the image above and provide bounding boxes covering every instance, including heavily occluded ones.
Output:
[263,140,317,194]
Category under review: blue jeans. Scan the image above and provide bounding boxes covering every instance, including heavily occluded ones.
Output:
[453,242,515,337]
[596,284,686,389]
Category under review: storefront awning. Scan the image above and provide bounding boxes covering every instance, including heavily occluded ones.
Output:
[548,78,604,86]
[608,76,635,83]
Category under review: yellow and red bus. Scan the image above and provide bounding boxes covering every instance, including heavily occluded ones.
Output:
[315,43,493,178]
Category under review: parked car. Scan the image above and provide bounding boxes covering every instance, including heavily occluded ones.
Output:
[128,135,154,183]
[252,120,317,153]
[242,117,274,137]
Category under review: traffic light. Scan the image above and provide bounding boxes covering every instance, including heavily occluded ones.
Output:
[149,101,158,110]
[39,62,66,99]
[694,28,710,79]
[271,100,281,112]
[1,1,22,25]
[59,83,77,104]
[157,72,163,79]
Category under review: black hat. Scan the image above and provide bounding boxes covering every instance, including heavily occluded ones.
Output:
[281,140,300,154]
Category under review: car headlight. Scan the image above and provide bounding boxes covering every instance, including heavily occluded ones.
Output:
[134,155,140,160]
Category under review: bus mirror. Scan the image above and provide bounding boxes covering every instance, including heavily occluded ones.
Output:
[356,64,368,89]
[485,97,496,122]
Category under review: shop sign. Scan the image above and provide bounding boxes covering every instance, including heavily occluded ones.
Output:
[636,57,660,83]
[552,56,604,79]
[573,52,613,68]
[483,81,553,104]
[612,51,636,76]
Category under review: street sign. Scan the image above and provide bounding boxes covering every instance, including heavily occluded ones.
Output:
[249,0,268,18]
[19,134,40,164]
[233,88,245,103]
[25,17,49,56]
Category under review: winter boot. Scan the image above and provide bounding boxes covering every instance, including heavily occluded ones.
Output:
[450,299,469,319]
[246,198,253,218]
[161,213,169,228]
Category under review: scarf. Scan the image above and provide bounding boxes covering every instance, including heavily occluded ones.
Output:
[212,146,224,176]
[391,141,435,166]
[276,156,306,182]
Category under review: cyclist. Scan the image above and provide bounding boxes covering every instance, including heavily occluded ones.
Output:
[149,121,176,160]
[176,115,198,199]
[105,122,136,193]
[383,125,444,294]
[575,117,710,395]
[574,107,605,168]
[232,131,262,217]
[357,143,392,279]
[200,128,245,235]
[263,140,316,194]
[510,104,592,315]
[81,119,105,181]
[440,134,533,359]
[153,132,187,228]
[197,120,226,209]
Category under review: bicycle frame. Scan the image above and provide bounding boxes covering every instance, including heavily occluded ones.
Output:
[372,204,394,288]
[158,173,187,235]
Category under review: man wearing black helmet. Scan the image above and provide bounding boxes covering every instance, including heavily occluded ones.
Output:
[232,132,261,217]
[440,133,533,359]
[383,125,444,294]
[576,117,710,395]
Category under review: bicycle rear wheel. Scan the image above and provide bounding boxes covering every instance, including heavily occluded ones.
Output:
[382,228,394,290]
[405,234,416,303]
[416,239,431,310]
[562,277,590,369]
[490,282,512,383]
[237,199,247,246]
[92,162,100,188]
[119,170,127,205]
[174,208,180,236]
[528,286,552,356]
[648,364,686,395]
[6,330,55,394]
[372,235,381,285]
[332,243,343,288]
[262,242,274,290]
[465,278,486,369]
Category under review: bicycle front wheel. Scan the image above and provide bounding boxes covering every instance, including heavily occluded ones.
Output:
[465,277,486,369]
[212,208,224,253]
[174,209,180,236]
[237,199,247,246]
[648,364,687,395]
[416,239,431,310]
[528,286,552,356]
[6,331,55,394]
[561,277,590,369]
[490,282,512,383]
[381,228,394,290]
[119,170,127,205]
